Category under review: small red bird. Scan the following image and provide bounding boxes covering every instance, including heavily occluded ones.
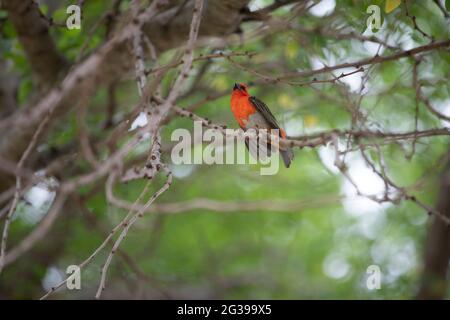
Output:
[230,83,294,168]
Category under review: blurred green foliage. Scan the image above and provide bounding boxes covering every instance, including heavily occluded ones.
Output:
[1,0,449,299]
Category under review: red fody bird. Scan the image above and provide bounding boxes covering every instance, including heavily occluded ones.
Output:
[230,83,294,168]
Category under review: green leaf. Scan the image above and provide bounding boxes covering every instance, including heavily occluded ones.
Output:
[385,0,401,13]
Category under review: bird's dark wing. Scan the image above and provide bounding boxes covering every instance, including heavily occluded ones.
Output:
[248,96,281,130]
[248,96,294,168]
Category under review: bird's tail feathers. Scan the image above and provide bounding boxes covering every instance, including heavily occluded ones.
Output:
[245,138,294,168]
[280,148,294,168]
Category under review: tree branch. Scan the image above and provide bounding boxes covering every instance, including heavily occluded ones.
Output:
[0,0,250,194]
[0,58,18,119]
[417,148,450,299]
[278,40,450,81]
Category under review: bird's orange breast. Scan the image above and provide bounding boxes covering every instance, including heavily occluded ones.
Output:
[230,94,256,128]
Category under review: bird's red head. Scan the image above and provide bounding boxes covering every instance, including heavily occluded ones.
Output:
[232,83,249,96]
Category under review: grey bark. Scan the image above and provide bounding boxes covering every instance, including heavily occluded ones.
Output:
[417,150,450,299]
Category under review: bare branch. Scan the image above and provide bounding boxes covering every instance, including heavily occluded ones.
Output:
[278,40,450,81]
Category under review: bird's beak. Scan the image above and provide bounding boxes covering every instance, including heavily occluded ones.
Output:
[233,83,241,91]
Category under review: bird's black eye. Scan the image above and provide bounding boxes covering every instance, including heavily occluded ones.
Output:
[233,83,247,92]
